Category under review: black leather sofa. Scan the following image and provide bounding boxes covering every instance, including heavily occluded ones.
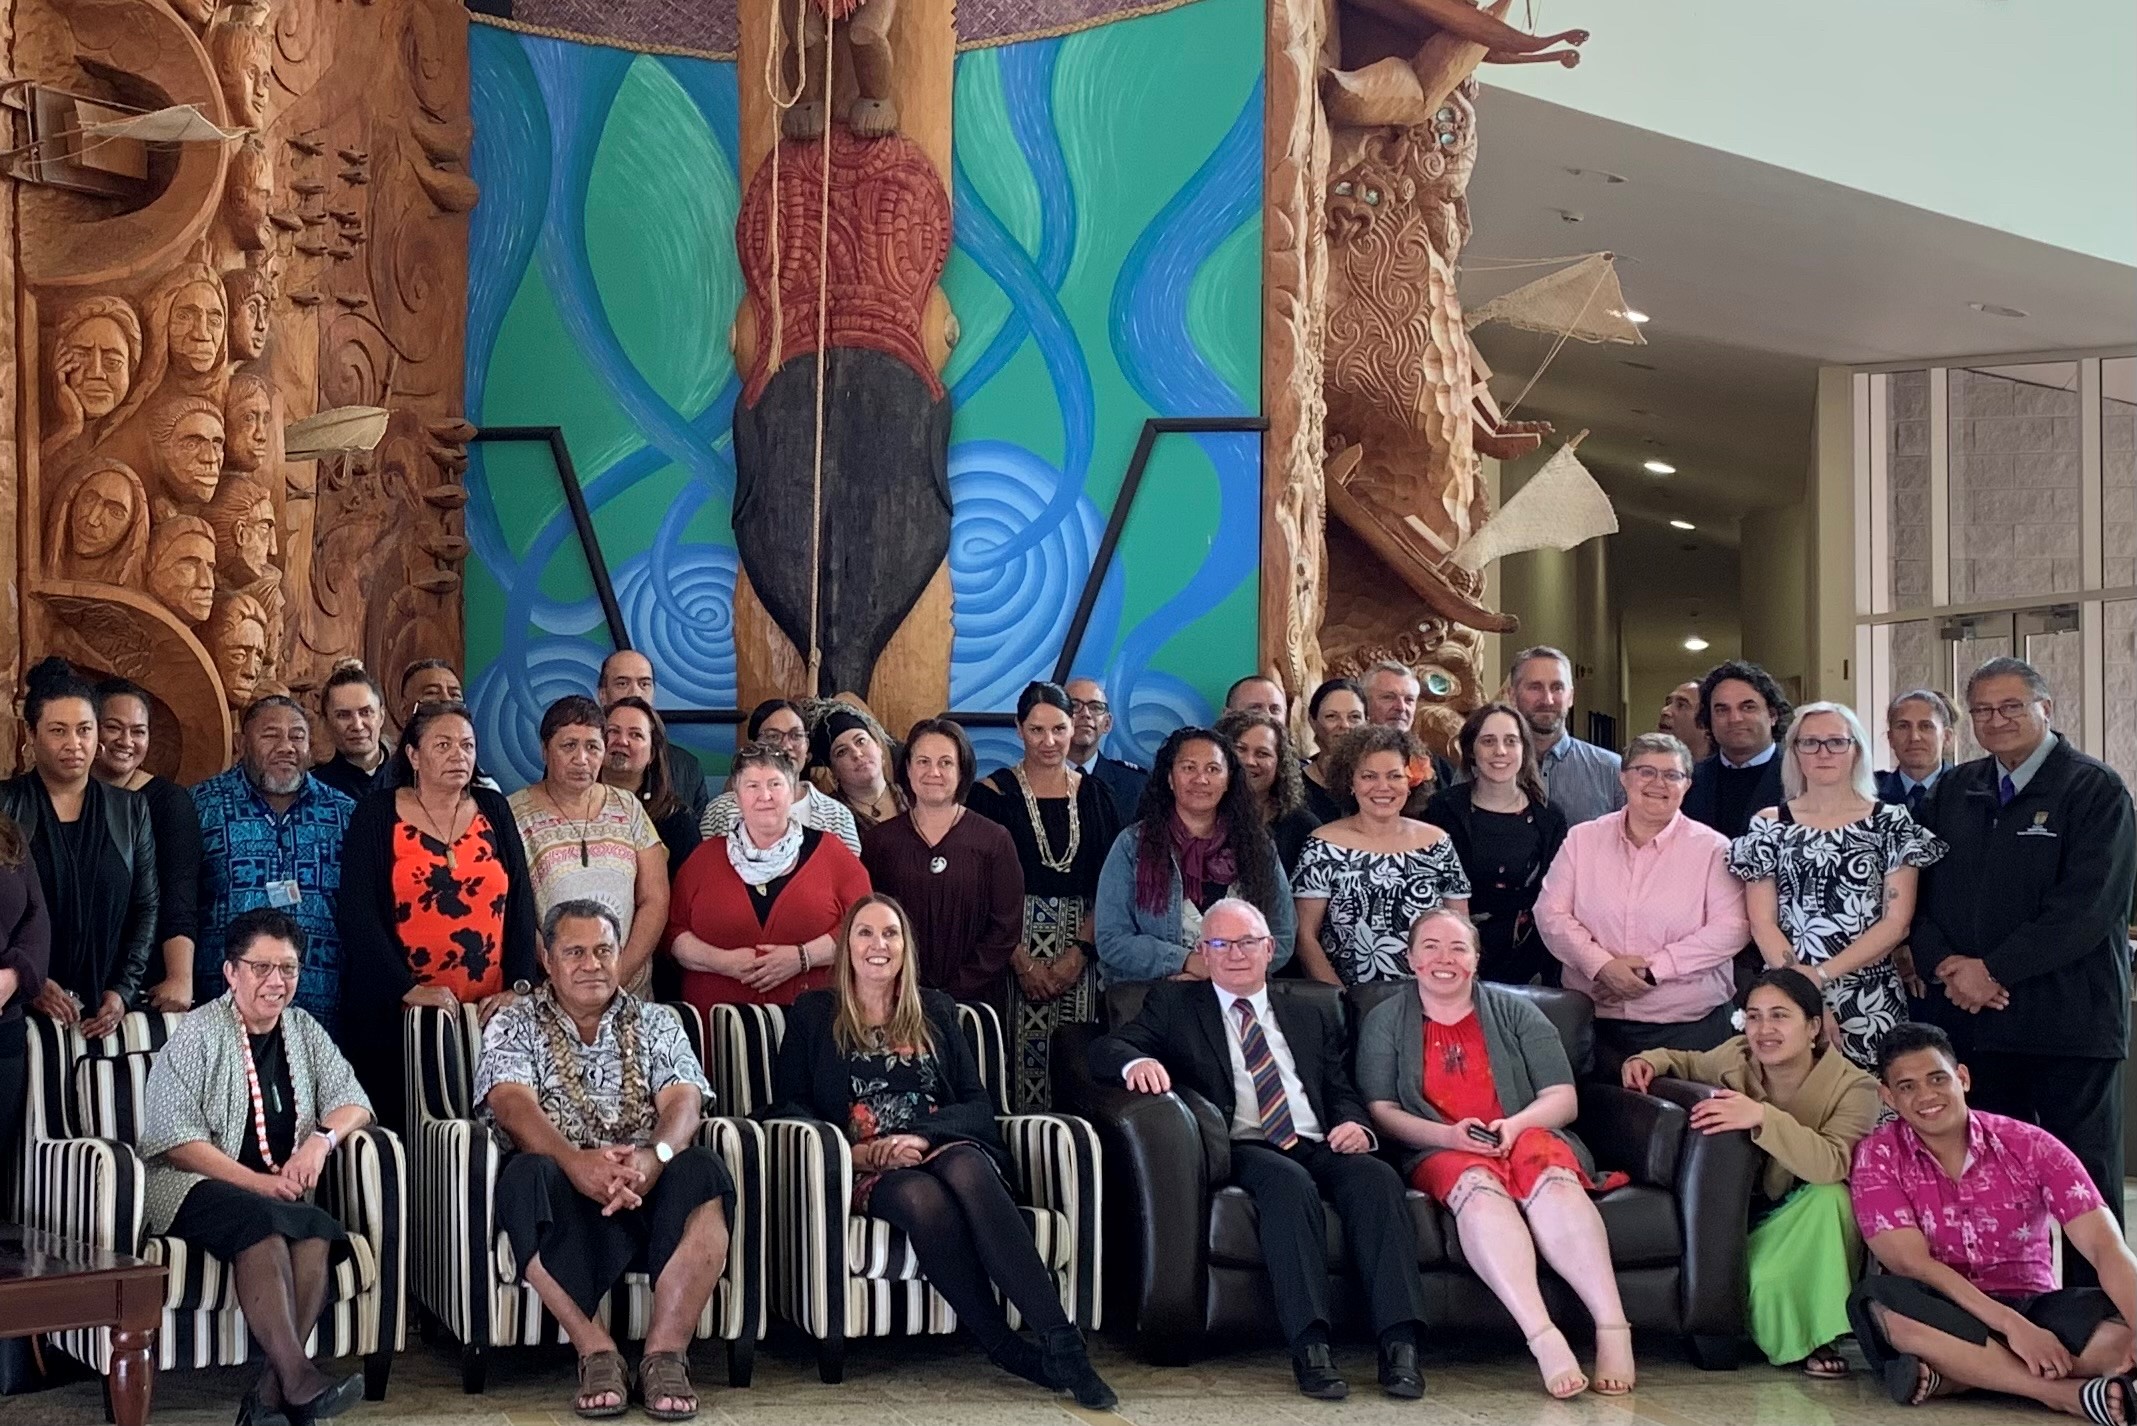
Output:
[1054,979,1760,1368]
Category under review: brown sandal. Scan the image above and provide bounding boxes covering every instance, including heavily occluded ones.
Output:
[573,1349,631,1419]
[638,1349,699,1422]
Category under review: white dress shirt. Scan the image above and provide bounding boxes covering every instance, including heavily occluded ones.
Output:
[1120,984,1324,1143]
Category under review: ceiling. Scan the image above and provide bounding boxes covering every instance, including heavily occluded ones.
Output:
[1462,86,2137,546]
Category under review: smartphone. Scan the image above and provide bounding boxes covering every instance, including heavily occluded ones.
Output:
[1465,1123,1502,1147]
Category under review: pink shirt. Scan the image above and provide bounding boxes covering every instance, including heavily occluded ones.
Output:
[1849,1110,2105,1298]
[1534,811,1749,1024]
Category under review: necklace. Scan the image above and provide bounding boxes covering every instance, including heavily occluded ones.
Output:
[548,781,605,867]
[405,792,469,870]
[231,999,282,1171]
[1010,763,1080,873]
[532,987,654,1146]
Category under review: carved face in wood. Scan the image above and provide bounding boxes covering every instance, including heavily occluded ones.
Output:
[212,19,275,129]
[150,397,226,508]
[223,139,275,253]
[166,280,228,376]
[148,519,219,624]
[208,593,270,702]
[224,269,272,360]
[223,376,273,471]
[1327,131,1417,247]
[206,474,278,581]
[53,306,140,421]
[67,465,139,559]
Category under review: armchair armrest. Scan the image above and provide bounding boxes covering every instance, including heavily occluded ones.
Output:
[29,1136,145,1257]
[997,1112,1103,1329]
[412,1115,502,1347]
[763,1116,852,1341]
[1645,1077,1758,1339]
[1577,1082,1689,1188]
[696,1116,767,1343]
[320,1125,408,1355]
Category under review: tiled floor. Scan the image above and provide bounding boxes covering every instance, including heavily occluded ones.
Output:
[0,1330,2045,1426]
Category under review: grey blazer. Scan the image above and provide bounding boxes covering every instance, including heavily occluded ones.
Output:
[139,995,371,1233]
[1355,981,1594,1179]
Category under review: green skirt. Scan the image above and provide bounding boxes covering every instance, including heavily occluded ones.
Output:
[1745,1181,1862,1364]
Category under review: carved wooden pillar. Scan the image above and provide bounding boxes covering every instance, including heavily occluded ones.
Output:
[731,0,957,739]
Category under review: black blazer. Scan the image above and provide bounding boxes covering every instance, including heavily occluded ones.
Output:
[770,988,1009,1175]
[1874,766,1949,813]
[1091,756,1150,826]
[1680,752,1785,839]
[1087,979,1369,1143]
[1911,738,2137,1059]
[0,774,157,1008]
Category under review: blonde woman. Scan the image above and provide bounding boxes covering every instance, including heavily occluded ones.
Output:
[770,894,1113,1409]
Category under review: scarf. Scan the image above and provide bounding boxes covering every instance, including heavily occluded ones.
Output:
[1138,813,1238,915]
[24,775,125,1002]
[728,819,805,888]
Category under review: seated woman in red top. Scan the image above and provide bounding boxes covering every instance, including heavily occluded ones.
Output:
[667,741,871,1011]
[1356,907,1633,1401]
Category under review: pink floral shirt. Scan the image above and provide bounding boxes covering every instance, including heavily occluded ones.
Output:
[1849,1110,2105,1297]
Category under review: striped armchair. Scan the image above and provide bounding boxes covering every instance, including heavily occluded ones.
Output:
[700,1000,1101,1383]
[403,1003,765,1392]
[22,1013,405,1395]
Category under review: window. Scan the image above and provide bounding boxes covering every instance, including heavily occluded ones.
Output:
[1948,363,2081,603]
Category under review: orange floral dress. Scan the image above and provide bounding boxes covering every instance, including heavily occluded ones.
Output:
[390,813,510,1001]
[1411,1011,1621,1205]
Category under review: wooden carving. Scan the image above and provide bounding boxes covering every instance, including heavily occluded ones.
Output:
[5,0,474,780]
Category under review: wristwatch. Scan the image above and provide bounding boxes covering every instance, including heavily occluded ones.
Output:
[314,1126,340,1153]
[653,1140,675,1164]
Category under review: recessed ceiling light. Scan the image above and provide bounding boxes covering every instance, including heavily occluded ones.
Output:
[1969,301,2029,319]
[1669,518,1695,530]
[1622,360,1658,371]
[1644,459,1677,475]
[1620,309,1651,324]
[1683,635,1710,653]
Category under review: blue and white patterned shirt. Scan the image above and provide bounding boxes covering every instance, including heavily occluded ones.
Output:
[192,769,355,1035]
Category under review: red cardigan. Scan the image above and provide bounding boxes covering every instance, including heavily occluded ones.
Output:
[667,830,872,1011]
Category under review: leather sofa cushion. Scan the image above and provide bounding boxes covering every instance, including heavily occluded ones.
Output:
[1443,1184,1679,1271]
[1208,1186,1449,1270]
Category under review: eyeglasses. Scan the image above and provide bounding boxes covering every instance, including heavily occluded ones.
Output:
[1199,935,1272,956]
[235,959,301,982]
[1968,700,2038,724]
[759,729,808,745]
[1068,700,1109,717]
[1792,736,1856,755]
[1624,766,1691,785]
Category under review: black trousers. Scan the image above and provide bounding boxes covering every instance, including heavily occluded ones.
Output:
[1230,1138,1427,1349]
[1966,1051,2125,1286]
[1591,1002,1738,1078]
[497,1146,734,1317]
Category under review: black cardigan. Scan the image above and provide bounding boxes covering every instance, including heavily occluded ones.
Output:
[0,774,157,1008]
[769,988,1009,1175]
[138,776,202,951]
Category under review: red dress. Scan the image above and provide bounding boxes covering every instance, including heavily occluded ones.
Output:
[1410,1011,1604,1204]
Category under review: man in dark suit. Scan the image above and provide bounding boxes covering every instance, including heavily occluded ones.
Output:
[1912,657,2137,1270]
[1680,660,1790,838]
[1063,676,1147,822]
[1876,688,1956,816]
[597,648,710,825]
[1088,899,1428,1401]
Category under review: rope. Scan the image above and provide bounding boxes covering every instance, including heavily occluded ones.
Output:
[804,15,835,690]
[1501,263,1609,418]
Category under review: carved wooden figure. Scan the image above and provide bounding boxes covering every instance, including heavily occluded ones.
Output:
[44,458,150,585]
[781,0,902,140]
[146,516,219,626]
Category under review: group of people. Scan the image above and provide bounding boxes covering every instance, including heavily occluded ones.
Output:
[0,639,2131,1421]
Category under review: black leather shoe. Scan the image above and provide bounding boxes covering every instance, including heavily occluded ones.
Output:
[1291,1343,1349,1401]
[1378,1341,1424,1399]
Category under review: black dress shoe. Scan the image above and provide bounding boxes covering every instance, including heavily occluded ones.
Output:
[1378,1341,1425,1399]
[1291,1343,1349,1401]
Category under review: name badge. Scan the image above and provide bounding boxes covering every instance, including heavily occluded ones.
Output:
[265,879,303,907]
[2016,811,2057,839]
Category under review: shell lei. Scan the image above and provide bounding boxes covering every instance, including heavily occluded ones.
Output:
[1011,763,1080,873]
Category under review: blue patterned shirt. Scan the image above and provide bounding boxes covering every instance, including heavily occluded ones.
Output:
[192,769,355,1035]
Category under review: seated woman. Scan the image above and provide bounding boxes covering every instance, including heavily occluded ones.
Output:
[815,705,906,834]
[667,742,871,1013]
[509,695,668,993]
[860,718,1024,1013]
[700,701,861,854]
[1215,708,1321,875]
[1291,725,1469,986]
[1358,907,1634,1400]
[337,699,537,1123]
[770,894,1115,1410]
[139,908,372,1425]
[1424,703,1568,986]
[1623,967,1879,1377]
[1095,726,1295,983]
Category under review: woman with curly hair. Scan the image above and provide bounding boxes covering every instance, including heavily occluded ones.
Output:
[1094,726,1294,983]
[1215,708,1320,875]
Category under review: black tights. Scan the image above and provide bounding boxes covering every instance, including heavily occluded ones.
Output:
[867,1144,1068,1350]
[232,1236,333,1407]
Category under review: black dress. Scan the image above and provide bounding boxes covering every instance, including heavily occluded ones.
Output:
[1422,783,1568,986]
[136,776,202,972]
[165,1024,349,1260]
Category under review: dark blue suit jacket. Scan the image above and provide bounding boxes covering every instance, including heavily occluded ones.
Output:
[1087,755,1149,825]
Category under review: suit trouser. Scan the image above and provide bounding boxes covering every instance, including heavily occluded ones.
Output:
[1230,1138,1428,1348]
[1965,1050,2125,1287]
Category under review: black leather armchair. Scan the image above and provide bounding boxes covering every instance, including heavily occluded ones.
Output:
[1055,979,1759,1369]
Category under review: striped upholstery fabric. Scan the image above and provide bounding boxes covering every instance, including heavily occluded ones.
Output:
[709,1000,1101,1353]
[22,1012,406,1380]
[403,1003,765,1386]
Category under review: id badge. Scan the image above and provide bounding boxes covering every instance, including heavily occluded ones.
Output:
[266,879,302,908]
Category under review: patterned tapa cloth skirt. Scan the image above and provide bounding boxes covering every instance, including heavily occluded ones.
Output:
[1007,895,1094,1112]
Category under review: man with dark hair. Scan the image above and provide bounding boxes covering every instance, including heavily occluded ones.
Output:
[384,660,499,793]
[193,696,355,1029]
[1910,657,2136,1253]
[1878,689,1957,815]
[596,649,709,825]
[1681,660,1792,838]
[313,662,390,803]
[1849,1022,2137,1415]
[1507,646,1623,826]
[1063,676,1147,823]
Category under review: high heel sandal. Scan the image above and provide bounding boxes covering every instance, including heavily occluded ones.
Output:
[1524,1326,1588,1400]
[1590,1322,1636,1396]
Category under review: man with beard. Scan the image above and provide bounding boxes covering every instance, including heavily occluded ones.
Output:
[192,696,355,1031]
[1508,646,1623,826]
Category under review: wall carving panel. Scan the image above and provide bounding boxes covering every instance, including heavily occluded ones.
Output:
[6,0,473,779]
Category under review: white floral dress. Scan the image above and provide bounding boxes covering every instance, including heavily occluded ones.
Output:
[1291,836,1472,984]
[1726,801,1945,1070]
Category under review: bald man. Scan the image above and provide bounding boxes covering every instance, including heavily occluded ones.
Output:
[1064,676,1147,823]
[597,649,709,823]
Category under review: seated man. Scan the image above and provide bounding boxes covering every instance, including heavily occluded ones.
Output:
[1088,897,1428,1401]
[1849,1022,2137,1421]
[476,898,732,1420]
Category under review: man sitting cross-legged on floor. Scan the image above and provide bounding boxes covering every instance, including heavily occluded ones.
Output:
[1849,1021,2137,1423]
[476,898,733,1421]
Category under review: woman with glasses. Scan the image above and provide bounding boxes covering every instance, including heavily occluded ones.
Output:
[1726,702,1944,1071]
[700,699,862,854]
[1536,733,1751,1072]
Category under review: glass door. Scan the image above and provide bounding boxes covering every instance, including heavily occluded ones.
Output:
[1939,604,2081,760]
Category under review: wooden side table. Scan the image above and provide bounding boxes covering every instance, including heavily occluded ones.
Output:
[0,1226,166,1425]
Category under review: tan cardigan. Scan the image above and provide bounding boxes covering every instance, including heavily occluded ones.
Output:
[1633,1036,1878,1201]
